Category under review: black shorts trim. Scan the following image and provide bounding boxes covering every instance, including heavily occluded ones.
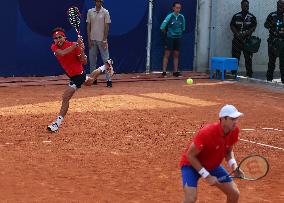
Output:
[165,37,181,51]
[69,72,86,89]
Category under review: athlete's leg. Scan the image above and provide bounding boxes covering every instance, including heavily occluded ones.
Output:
[183,185,197,203]
[181,166,200,203]
[59,86,76,117]
[97,41,111,82]
[232,38,242,76]
[210,166,240,203]
[173,50,180,73]
[173,38,181,75]
[163,37,173,74]
[216,181,240,203]
[266,38,277,81]
[89,41,99,73]
[88,66,105,80]
[47,85,76,132]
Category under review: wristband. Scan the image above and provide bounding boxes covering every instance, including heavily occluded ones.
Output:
[198,167,210,178]
[228,158,237,168]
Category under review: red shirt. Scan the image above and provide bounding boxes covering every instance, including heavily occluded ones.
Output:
[51,41,83,77]
[179,123,239,170]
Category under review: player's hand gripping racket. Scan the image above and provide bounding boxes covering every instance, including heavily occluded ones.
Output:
[67,6,81,37]
[218,155,269,182]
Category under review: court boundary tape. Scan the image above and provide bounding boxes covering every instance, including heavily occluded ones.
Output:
[240,138,284,151]
[237,76,284,90]
[0,73,209,87]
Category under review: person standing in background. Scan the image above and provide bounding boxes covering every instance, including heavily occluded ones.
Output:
[86,0,113,87]
[160,2,185,77]
[230,0,257,78]
[264,0,284,84]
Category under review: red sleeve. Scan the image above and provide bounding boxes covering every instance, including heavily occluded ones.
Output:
[51,44,58,52]
[193,129,208,151]
[72,42,82,55]
[75,46,82,55]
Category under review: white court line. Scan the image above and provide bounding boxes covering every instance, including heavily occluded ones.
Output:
[42,141,52,143]
[241,128,255,131]
[262,128,274,130]
[241,128,283,132]
[240,138,284,151]
[262,128,283,132]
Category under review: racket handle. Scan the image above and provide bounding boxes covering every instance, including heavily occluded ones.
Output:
[218,175,229,182]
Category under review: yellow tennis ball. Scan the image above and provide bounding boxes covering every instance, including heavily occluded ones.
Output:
[187,78,193,85]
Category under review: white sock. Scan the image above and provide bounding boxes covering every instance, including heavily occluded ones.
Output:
[55,116,64,126]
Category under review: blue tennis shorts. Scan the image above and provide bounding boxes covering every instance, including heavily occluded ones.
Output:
[181,165,232,187]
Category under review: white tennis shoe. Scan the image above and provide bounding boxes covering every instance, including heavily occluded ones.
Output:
[47,122,59,132]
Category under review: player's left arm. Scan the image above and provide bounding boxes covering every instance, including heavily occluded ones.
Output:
[78,51,87,65]
[247,15,257,36]
[103,23,110,42]
[182,15,186,32]
[160,14,172,32]
[78,48,87,65]
[225,147,238,171]
[103,11,111,49]
[76,38,87,65]
[225,127,239,170]
[230,15,239,35]
[225,147,245,178]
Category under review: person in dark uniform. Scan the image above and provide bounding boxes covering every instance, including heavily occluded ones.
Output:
[230,0,257,78]
[264,0,284,84]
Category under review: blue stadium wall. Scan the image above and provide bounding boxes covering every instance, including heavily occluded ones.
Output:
[0,0,196,76]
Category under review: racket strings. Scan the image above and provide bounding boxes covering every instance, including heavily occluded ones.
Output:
[67,7,81,29]
[239,156,269,180]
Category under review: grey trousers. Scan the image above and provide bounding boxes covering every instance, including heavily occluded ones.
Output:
[89,40,111,81]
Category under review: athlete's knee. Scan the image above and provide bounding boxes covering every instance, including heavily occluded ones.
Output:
[62,89,75,101]
[227,187,240,201]
[183,196,196,203]
[164,50,171,58]
[183,186,197,203]
[173,51,180,58]
[62,94,72,102]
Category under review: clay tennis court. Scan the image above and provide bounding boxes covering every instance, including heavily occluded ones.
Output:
[0,75,283,202]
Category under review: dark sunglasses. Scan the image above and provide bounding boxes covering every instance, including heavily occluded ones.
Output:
[53,36,63,40]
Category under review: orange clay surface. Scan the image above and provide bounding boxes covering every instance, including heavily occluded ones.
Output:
[0,79,283,202]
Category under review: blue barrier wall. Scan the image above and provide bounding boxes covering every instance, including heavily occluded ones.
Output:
[0,0,196,76]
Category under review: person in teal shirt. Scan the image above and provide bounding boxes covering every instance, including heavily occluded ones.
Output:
[160,2,186,77]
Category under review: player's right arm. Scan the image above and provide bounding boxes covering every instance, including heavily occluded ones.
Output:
[187,143,219,186]
[160,14,172,33]
[87,22,93,49]
[86,10,93,49]
[230,15,239,35]
[53,43,78,56]
[264,13,274,30]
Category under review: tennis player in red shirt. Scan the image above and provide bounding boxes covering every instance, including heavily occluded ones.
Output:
[180,104,244,203]
[47,27,114,132]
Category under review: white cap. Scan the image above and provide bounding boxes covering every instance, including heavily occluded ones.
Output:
[219,104,244,118]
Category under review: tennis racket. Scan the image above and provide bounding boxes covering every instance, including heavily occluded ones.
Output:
[218,155,269,182]
[67,6,81,37]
